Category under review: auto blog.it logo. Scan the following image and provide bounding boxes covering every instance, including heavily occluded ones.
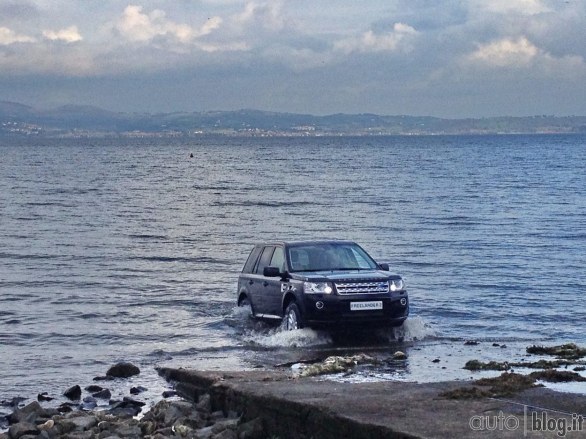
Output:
[469,407,585,437]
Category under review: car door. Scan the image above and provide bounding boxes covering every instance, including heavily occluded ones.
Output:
[264,246,286,316]
[238,245,263,310]
[252,246,275,315]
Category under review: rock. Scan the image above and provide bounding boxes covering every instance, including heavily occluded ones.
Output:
[81,396,97,410]
[0,397,26,408]
[212,418,239,434]
[92,376,114,382]
[84,385,103,393]
[92,389,111,400]
[173,424,193,436]
[6,401,44,424]
[214,429,237,439]
[129,386,147,395]
[108,399,144,418]
[57,403,74,413]
[8,422,38,439]
[37,393,53,402]
[196,394,212,413]
[63,385,82,400]
[65,413,99,431]
[210,410,226,422]
[140,420,156,436]
[162,390,177,398]
[237,417,264,439]
[153,427,175,437]
[194,425,215,439]
[162,401,196,426]
[432,358,440,363]
[106,362,140,378]
[392,351,407,360]
[37,419,54,431]
[122,397,145,407]
[114,423,142,437]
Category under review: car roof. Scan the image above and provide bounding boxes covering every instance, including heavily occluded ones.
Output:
[253,240,357,247]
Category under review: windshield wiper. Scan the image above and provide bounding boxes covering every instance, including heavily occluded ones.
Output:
[324,267,369,271]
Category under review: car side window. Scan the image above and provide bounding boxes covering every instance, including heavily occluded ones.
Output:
[242,246,262,274]
[269,247,285,273]
[255,246,275,274]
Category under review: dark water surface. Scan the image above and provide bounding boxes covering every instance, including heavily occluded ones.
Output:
[1,135,585,404]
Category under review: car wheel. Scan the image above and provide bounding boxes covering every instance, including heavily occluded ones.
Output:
[238,296,254,316]
[283,302,303,331]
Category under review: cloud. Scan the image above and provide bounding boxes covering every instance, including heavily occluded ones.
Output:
[334,23,418,54]
[43,26,83,43]
[115,5,219,44]
[233,1,286,31]
[464,36,586,76]
[1,1,585,116]
[467,37,538,68]
[0,27,36,45]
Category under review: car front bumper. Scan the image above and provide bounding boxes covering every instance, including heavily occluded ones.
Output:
[300,293,409,328]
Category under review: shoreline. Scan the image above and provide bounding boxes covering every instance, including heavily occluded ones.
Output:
[4,341,586,437]
[5,365,586,439]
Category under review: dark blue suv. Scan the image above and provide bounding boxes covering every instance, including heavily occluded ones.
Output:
[236,240,408,330]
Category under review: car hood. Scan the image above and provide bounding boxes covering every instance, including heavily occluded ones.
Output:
[290,270,400,282]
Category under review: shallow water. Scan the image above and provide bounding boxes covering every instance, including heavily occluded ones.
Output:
[1,134,585,407]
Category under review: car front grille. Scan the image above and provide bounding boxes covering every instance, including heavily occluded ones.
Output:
[335,280,389,295]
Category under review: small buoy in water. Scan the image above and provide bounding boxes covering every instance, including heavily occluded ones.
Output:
[189,153,194,158]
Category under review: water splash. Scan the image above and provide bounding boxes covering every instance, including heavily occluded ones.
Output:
[380,316,437,342]
[244,327,332,348]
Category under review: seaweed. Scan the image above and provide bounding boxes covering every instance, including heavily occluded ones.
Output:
[297,354,378,377]
[526,343,586,360]
[440,387,491,400]
[529,370,586,383]
[441,372,541,399]
[464,360,510,371]
[464,358,580,371]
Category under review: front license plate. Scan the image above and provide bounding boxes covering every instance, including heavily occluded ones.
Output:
[350,301,383,311]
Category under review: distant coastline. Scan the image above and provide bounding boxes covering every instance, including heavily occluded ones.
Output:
[2,100,586,138]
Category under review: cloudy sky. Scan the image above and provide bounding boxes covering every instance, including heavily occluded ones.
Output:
[1,0,585,117]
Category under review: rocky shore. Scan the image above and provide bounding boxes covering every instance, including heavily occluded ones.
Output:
[1,394,262,439]
[3,343,586,438]
[1,362,264,439]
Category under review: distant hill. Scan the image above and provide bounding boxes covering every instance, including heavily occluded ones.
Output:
[1,100,586,137]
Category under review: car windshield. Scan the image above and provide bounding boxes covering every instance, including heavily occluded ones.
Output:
[287,243,378,272]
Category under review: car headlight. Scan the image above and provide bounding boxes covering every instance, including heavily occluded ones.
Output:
[389,279,405,292]
[304,282,333,294]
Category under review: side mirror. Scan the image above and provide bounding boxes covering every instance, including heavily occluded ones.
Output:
[263,266,281,277]
[379,263,390,271]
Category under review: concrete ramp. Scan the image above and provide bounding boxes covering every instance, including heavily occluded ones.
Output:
[158,368,586,438]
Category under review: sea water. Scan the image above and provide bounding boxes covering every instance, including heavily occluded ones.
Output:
[1,134,585,406]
